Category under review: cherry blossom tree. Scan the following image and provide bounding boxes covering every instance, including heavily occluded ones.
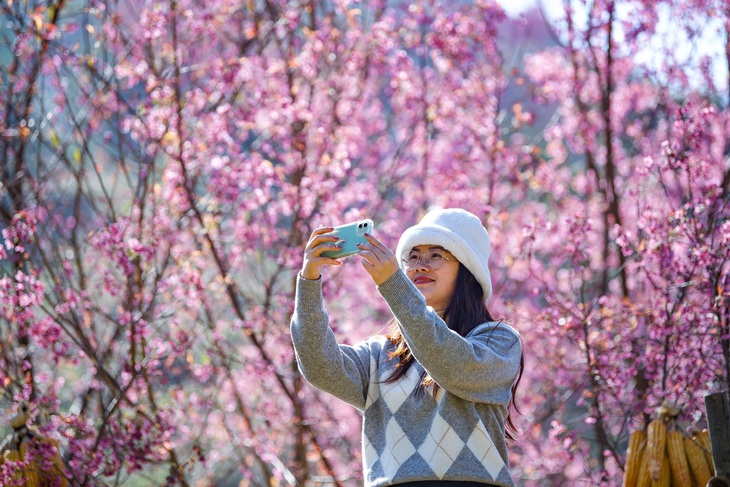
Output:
[507,0,730,484]
[0,0,727,485]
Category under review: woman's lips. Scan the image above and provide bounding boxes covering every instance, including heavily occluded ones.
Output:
[413,275,433,284]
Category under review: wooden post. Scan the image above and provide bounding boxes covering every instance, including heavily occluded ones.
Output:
[706,391,730,487]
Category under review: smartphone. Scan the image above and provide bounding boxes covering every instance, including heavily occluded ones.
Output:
[320,219,374,259]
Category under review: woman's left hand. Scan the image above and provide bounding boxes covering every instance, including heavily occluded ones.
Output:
[357,233,400,285]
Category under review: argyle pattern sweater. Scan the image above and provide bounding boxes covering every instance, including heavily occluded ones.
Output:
[291,270,522,487]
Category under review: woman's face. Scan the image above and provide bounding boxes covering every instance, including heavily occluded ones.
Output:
[403,245,459,311]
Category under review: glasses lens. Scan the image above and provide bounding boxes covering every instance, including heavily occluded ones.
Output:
[402,251,420,270]
[427,250,445,269]
[402,250,446,270]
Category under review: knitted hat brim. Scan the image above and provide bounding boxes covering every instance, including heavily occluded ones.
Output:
[396,224,492,300]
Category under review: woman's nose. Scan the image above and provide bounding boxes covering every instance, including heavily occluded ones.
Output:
[415,258,430,271]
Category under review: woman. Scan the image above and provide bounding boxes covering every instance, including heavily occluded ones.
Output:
[291,208,523,487]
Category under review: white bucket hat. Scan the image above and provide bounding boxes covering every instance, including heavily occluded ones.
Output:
[396,208,492,300]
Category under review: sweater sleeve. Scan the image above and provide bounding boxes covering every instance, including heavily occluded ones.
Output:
[377,269,522,405]
[290,274,373,411]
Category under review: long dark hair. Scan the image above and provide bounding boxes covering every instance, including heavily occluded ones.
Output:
[384,264,524,440]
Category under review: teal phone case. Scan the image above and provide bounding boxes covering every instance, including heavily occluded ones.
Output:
[320,219,374,258]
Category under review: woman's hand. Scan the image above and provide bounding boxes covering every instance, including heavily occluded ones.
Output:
[300,227,343,280]
[357,233,399,285]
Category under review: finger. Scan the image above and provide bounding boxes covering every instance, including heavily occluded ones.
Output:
[360,256,375,269]
[308,227,335,243]
[357,244,383,262]
[358,249,377,266]
[311,256,342,266]
[361,240,392,262]
[308,233,340,249]
[305,247,343,264]
[363,233,390,253]
[311,241,344,257]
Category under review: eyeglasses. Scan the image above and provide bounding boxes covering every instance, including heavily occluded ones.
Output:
[401,249,453,271]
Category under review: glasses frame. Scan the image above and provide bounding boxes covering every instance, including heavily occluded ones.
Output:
[401,248,453,271]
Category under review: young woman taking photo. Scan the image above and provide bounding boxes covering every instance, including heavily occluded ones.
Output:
[291,208,523,487]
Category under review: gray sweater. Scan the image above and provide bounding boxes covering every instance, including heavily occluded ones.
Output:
[291,269,522,487]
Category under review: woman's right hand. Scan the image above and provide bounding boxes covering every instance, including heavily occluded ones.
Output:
[300,227,343,280]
